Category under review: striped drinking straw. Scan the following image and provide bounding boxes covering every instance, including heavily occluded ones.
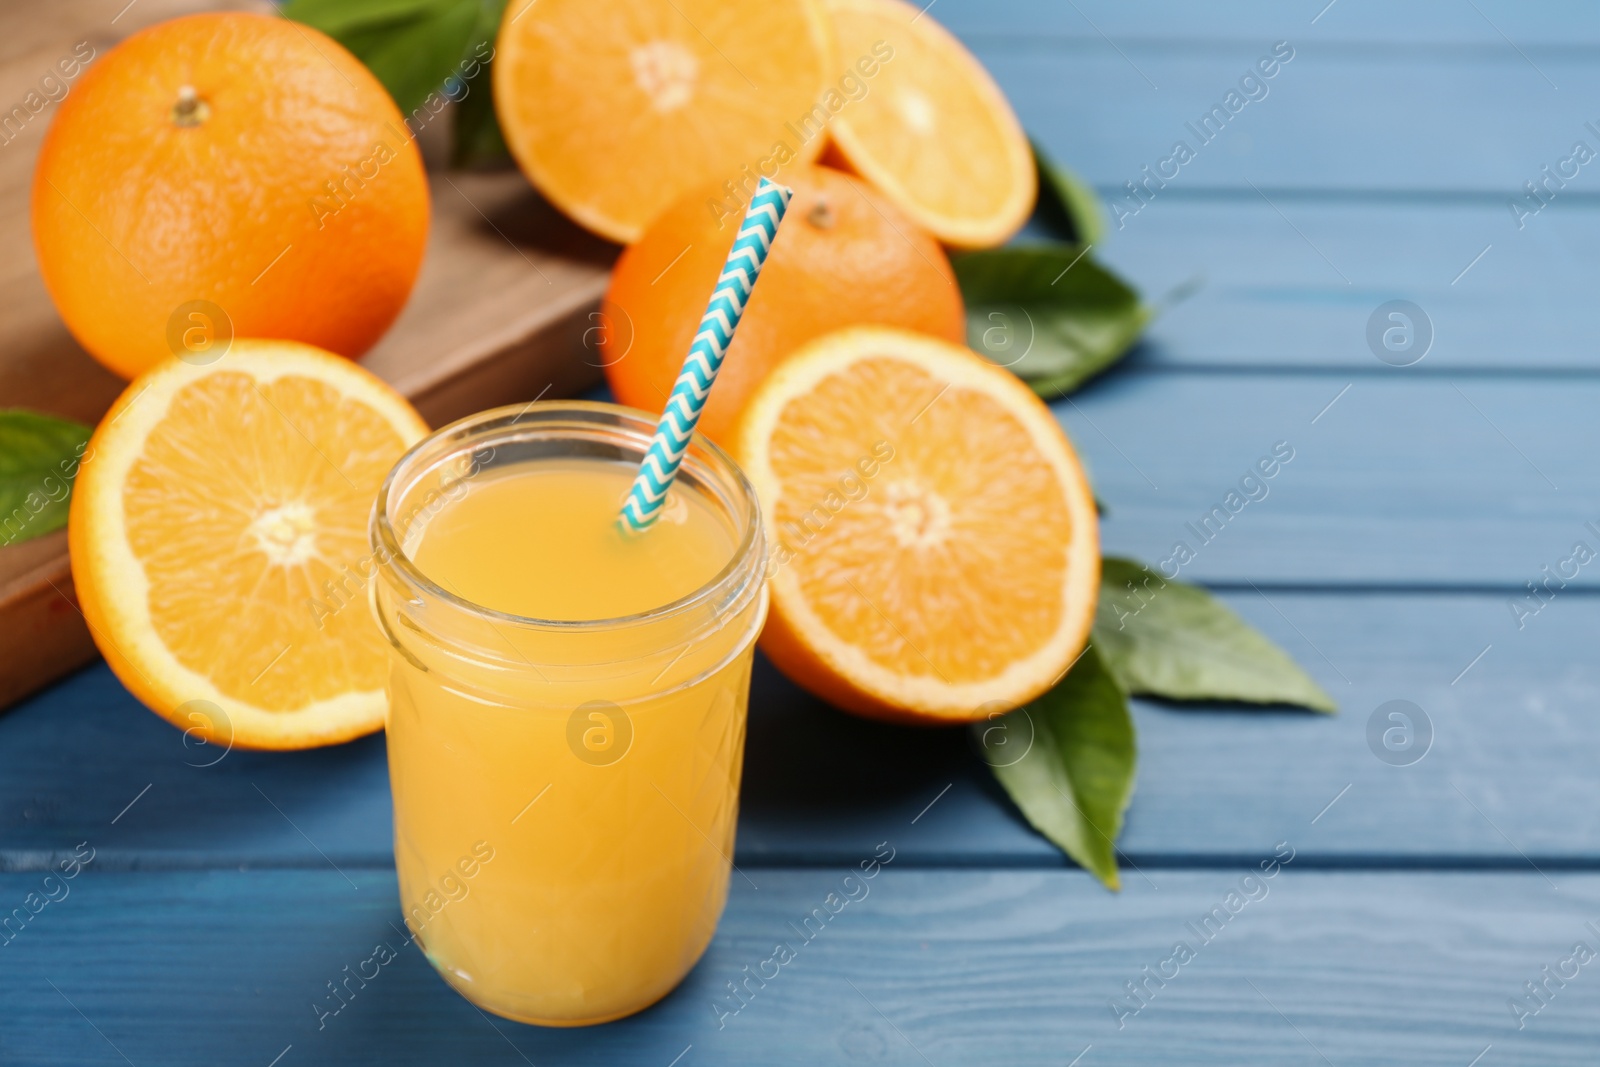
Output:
[619,177,793,532]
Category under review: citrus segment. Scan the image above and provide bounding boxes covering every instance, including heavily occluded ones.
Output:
[821,0,1035,248]
[31,12,430,380]
[733,327,1098,723]
[602,164,963,445]
[494,0,832,243]
[69,340,429,749]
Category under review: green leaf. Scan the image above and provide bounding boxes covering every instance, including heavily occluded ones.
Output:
[1093,557,1337,713]
[975,645,1136,889]
[452,92,507,165]
[283,0,482,116]
[279,0,439,37]
[0,411,93,548]
[450,0,509,166]
[954,245,1151,399]
[1032,138,1106,246]
[450,68,508,166]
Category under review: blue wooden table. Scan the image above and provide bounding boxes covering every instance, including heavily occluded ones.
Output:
[7,2,1599,1062]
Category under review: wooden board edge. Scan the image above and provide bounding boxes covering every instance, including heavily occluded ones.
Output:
[399,277,606,426]
[0,532,96,709]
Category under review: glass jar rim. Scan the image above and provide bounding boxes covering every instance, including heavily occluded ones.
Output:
[370,400,765,633]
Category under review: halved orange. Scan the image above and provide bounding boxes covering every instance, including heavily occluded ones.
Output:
[821,0,1035,249]
[494,0,832,243]
[733,326,1098,724]
[68,340,428,749]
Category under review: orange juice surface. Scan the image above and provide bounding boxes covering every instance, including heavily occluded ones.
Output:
[383,458,762,1026]
[410,461,733,620]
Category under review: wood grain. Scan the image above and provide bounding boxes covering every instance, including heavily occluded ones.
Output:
[1,590,1594,869]
[936,0,1600,44]
[989,43,1596,195]
[1063,374,1590,587]
[1,868,1592,1065]
[1094,199,1600,371]
[0,0,613,708]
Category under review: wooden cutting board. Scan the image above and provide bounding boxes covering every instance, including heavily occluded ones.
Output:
[0,0,614,708]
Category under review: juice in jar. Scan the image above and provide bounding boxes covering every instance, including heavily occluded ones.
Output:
[371,403,767,1027]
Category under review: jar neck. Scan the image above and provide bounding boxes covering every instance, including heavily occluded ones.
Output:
[369,402,767,699]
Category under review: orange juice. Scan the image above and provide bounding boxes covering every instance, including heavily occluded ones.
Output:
[410,462,734,620]
[370,403,766,1026]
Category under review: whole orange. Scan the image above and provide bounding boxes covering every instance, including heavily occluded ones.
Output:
[32,12,429,380]
[601,165,965,446]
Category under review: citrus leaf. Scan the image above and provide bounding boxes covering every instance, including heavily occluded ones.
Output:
[954,245,1151,399]
[1032,138,1106,246]
[1093,557,1337,713]
[450,0,509,166]
[283,0,481,116]
[451,83,508,166]
[975,645,1135,890]
[0,411,92,548]
[279,0,439,37]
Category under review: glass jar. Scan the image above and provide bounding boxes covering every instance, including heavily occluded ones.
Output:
[369,402,766,1026]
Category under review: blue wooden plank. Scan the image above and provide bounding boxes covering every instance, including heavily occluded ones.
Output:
[0,662,395,869]
[935,0,1600,46]
[1089,199,1599,370]
[4,588,1599,867]
[977,43,1597,194]
[1064,374,1594,586]
[3,868,1594,1064]
[740,593,1600,866]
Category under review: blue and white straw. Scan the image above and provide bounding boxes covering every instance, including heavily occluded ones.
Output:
[620,177,793,532]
